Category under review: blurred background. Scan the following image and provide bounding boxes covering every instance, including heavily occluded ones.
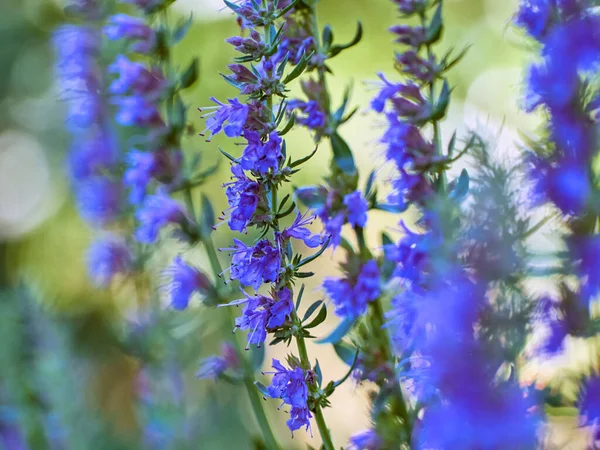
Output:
[0,0,584,448]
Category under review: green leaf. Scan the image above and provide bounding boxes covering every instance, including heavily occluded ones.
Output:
[375,203,405,213]
[330,132,356,175]
[279,113,296,136]
[431,79,451,120]
[365,169,376,197]
[200,193,215,232]
[296,237,330,268]
[314,359,323,387]
[254,381,270,398]
[333,83,353,123]
[302,300,324,322]
[328,22,363,58]
[333,341,358,366]
[170,96,187,131]
[303,303,327,329]
[333,347,359,387]
[173,14,193,43]
[250,345,265,372]
[180,57,199,89]
[449,168,469,202]
[322,24,334,49]
[219,147,239,163]
[447,130,457,158]
[295,284,306,310]
[223,0,240,10]
[381,231,394,247]
[317,316,355,344]
[290,146,318,168]
[294,185,327,208]
[282,51,313,84]
[425,3,443,44]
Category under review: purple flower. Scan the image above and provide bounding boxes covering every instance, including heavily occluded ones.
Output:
[287,99,326,131]
[204,97,249,137]
[105,14,156,54]
[68,132,118,181]
[515,0,553,39]
[280,212,322,248]
[395,51,435,82]
[222,164,261,232]
[226,30,267,59]
[196,343,239,379]
[265,359,312,433]
[343,191,369,228]
[348,429,381,450]
[323,260,380,319]
[223,288,293,347]
[135,191,187,243]
[163,256,211,310]
[112,95,164,128]
[385,222,433,283]
[578,375,600,425]
[240,130,283,174]
[225,239,281,290]
[75,177,123,225]
[569,235,600,304]
[322,212,345,247]
[87,236,132,287]
[392,0,427,15]
[227,57,285,97]
[124,149,181,205]
[108,55,164,95]
[389,25,426,47]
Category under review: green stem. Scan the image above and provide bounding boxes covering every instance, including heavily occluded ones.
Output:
[244,378,281,450]
[294,329,335,450]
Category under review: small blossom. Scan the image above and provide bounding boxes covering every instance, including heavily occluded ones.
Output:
[124,149,181,204]
[135,191,187,243]
[222,164,261,232]
[343,191,369,228]
[105,14,156,54]
[68,132,118,181]
[240,130,283,174]
[108,55,165,95]
[323,260,380,319]
[196,342,239,379]
[163,256,211,310]
[578,375,600,425]
[389,25,426,47]
[112,95,164,128]
[287,99,326,131]
[225,239,281,290]
[87,236,132,287]
[265,359,312,433]
[515,0,553,39]
[204,97,249,137]
[280,212,323,248]
[226,30,267,58]
[348,429,381,450]
[75,177,123,225]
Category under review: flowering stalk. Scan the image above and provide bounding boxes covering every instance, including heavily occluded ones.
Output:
[514,0,600,440]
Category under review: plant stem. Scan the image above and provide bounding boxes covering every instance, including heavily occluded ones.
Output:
[294,327,336,450]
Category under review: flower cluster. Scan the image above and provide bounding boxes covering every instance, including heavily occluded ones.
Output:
[265,359,312,433]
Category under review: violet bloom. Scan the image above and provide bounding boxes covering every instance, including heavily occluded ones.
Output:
[226,30,268,58]
[287,99,326,131]
[163,256,211,310]
[124,149,180,204]
[578,375,600,426]
[569,235,600,305]
[323,260,380,319]
[108,55,164,95]
[322,212,345,248]
[196,342,239,379]
[348,429,381,450]
[87,236,132,287]
[240,130,283,175]
[222,287,293,348]
[265,359,312,433]
[135,192,187,243]
[112,95,163,128]
[343,191,369,228]
[105,14,156,54]
[204,97,249,137]
[68,132,118,181]
[225,239,281,290]
[280,212,323,248]
[515,0,553,40]
[75,177,123,225]
[223,164,261,232]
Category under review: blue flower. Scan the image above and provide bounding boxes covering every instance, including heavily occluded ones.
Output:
[196,343,239,380]
[225,239,281,290]
[223,288,293,347]
[323,260,380,319]
[135,191,187,243]
[286,99,326,131]
[68,132,118,181]
[569,235,600,305]
[343,191,369,228]
[348,429,381,450]
[240,130,283,175]
[112,95,164,128]
[87,235,132,287]
[578,375,600,425]
[515,0,553,39]
[204,97,250,137]
[75,177,123,225]
[124,149,181,205]
[321,212,345,247]
[265,359,312,433]
[108,55,164,95]
[105,14,156,54]
[163,256,211,310]
[280,212,323,248]
[222,164,261,232]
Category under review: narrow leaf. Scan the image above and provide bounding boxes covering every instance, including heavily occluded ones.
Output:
[303,304,327,329]
[317,316,355,344]
[328,22,363,58]
[302,300,323,322]
[330,132,356,175]
[254,381,270,398]
[333,341,358,366]
[180,57,199,89]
